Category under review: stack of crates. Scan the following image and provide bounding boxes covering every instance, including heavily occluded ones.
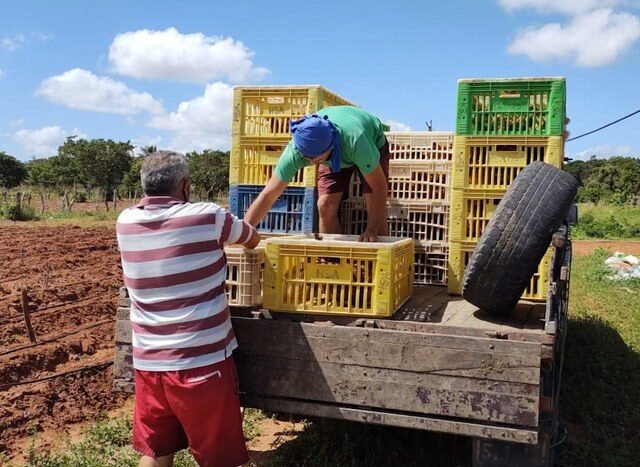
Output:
[449,77,567,300]
[340,132,454,285]
[229,85,355,235]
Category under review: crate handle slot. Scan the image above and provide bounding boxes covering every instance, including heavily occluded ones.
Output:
[499,90,521,99]
[495,144,518,152]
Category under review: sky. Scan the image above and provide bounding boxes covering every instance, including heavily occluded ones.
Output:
[1,0,640,162]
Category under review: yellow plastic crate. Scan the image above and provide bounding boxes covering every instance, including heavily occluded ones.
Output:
[225,244,265,307]
[385,131,454,162]
[263,235,414,317]
[349,160,452,202]
[452,136,564,192]
[448,242,552,300]
[449,189,503,243]
[232,85,356,138]
[229,136,317,187]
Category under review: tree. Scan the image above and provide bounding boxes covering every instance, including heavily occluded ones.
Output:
[59,137,134,210]
[0,152,27,209]
[119,155,144,200]
[0,151,27,189]
[187,150,230,201]
[140,145,157,156]
[25,158,55,214]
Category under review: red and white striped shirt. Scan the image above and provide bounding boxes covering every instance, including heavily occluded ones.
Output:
[116,196,256,371]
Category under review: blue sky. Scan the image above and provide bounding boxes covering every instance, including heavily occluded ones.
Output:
[1,0,640,162]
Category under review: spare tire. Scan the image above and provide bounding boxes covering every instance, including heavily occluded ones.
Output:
[462,161,578,315]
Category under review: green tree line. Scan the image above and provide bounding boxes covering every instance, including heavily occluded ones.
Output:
[0,139,230,215]
[564,156,640,205]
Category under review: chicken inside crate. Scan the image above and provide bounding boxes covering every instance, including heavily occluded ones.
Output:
[263,235,414,317]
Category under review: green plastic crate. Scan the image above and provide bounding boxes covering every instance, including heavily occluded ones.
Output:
[456,78,566,136]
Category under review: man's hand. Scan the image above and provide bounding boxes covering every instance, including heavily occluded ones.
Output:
[358,228,377,242]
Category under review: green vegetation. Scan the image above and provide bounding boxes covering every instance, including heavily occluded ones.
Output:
[560,249,640,466]
[17,409,266,466]
[572,203,640,239]
[2,138,231,222]
[0,203,39,221]
[0,151,27,190]
[565,156,640,205]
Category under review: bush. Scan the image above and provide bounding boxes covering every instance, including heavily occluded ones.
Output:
[573,211,640,239]
[0,203,39,221]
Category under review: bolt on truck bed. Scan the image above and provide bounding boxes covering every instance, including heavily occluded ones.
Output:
[113,229,570,466]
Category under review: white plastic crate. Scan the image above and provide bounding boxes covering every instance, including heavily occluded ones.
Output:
[385,131,454,162]
[349,160,451,202]
[225,245,265,307]
[414,241,448,286]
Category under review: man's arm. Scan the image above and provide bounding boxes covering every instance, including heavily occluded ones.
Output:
[243,174,288,228]
[224,211,260,249]
[360,164,388,242]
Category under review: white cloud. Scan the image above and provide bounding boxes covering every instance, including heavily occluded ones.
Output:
[499,0,623,15]
[9,117,24,126]
[507,8,640,66]
[0,69,5,79]
[384,119,412,132]
[37,68,164,115]
[147,82,233,153]
[14,126,88,157]
[131,135,163,154]
[2,34,26,51]
[574,143,634,159]
[1,32,52,51]
[108,27,268,83]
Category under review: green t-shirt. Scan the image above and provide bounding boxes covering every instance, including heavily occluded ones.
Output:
[274,106,387,183]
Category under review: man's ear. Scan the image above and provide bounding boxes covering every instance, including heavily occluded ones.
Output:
[182,178,190,201]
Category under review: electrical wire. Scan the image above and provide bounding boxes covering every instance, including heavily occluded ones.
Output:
[566,108,640,142]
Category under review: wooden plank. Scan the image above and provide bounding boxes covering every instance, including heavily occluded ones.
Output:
[239,354,539,397]
[116,306,130,320]
[113,378,135,393]
[113,344,133,379]
[368,320,554,345]
[236,334,540,384]
[234,318,542,358]
[236,357,539,427]
[114,319,132,344]
[240,395,539,445]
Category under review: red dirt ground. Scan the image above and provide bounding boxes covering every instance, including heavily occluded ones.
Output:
[0,225,128,458]
[572,240,640,256]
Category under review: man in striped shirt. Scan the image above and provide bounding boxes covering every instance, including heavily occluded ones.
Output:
[116,151,258,467]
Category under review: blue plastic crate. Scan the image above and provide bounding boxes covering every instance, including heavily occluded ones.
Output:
[229,185,317,234]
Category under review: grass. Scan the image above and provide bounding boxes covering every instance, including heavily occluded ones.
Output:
[560,248,640,466]
[573,203,640,239]
[14,409,266,466]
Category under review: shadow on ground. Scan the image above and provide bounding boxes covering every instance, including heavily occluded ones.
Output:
[559,315,640,466]
[253,415,471,467]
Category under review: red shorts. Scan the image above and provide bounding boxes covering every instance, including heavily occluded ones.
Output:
[133,357,248,467]
[317,137,390,197]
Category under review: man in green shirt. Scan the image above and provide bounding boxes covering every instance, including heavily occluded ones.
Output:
[244,106,390,242]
